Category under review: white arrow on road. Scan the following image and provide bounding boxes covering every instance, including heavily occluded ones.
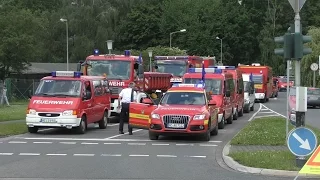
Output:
[293,132,311,150]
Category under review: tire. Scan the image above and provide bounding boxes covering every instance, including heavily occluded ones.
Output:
[218,115,225,129]
[28,127,38,133]
[202,129,211,141]
[148,131,159,140]
[250,103,254,111]
[244,105,250,113]
[210,119,218,136]
[226,112,233,124]
[233,108,238,120]
[275,92,278,97]
[76,116,87,134]
[98,111,108,129]
[238,106,244,117]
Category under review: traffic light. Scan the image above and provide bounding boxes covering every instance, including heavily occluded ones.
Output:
[274,33,293,60]
[294,33,312,60]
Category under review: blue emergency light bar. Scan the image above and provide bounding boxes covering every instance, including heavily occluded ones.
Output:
[172,83,204,88]
[124,50,131,56]
[51,71,82,78]
[93,49,99,56]
[211,66,236,70]
[154,56,189,60]
[188,68,222,74]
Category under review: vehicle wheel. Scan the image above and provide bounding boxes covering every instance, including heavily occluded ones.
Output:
[233,108,238,120]
[238,106,244,117]
[98,111,108,129]
[275,92,278,97]
[202,129,211,141]
[28,127,38,133]
[226,112,233,124]
[244,105,250,113]
[76,116,87,134]
[149,131,159,140]
[266,98,269,102]
[250,103,254,111]
[210,119,218,136]
[218,115,225,129]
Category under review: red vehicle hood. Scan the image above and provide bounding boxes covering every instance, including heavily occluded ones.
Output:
[29,96,80,112]
[154,105,207,115]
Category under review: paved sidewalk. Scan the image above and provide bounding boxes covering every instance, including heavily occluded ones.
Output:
[230,145,287,153]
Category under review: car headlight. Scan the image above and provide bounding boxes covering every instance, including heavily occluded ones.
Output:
[193,114,206,120]
[27,109,36,115]
[151,114,160,119]
[62,110,76,116]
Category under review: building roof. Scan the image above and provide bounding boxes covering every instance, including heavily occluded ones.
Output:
[24,63,79,74]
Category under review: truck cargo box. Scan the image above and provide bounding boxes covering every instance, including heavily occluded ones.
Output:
[143,72,172,92]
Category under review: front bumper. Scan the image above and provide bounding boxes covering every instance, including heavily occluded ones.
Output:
[149,119,209,134]
[26,115,81,128]
[255,93,265,100]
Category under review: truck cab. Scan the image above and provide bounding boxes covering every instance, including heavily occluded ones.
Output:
[242,73,255,112]
[183,68,235,129]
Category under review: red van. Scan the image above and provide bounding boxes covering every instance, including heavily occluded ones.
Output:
[183,68,235,129]
[213,66,244,119]
[26,71,111,134]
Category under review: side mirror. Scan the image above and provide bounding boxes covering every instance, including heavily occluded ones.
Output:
[154,65,158,69]
[77,63,82,72]
[225,90,231,97]
[208,100,216,106]
[142,98,153,105]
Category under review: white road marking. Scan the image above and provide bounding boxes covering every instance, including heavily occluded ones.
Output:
[105,129,143,139]
[9,141,27,144]
[176,144,194,146]
[59,142,76,144]
[81,142,99,145]
[33,142,53,144]
[186,155,207,158]
[104,142,121,145]
[73,154,95,156]
[0,142,3,143]
[248,103,262,121]
[129,154,149,157]
[260,109,269,111]
[152,143,170,146]
[128,143,146,146]
[0,153,13,155]
[19,153,40,156]
[260,104,286,118]
[18,137,152,142]
[157,155,177,157]
[107,123,119,127]
[209,140,222,143]
[46,154,67,156]
[259,111,275,113]
[199,144,218,147]
[101,154,122,157]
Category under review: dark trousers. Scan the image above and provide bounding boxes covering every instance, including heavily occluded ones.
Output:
[119,103,133,132]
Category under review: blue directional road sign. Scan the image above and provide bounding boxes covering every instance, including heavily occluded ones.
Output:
[287,127,318,157]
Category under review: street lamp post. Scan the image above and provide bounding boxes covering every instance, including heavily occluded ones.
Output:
[169,29,186,48]
[148,50,153,72]
[216,36,223,65]
[106,40,113,54]
[60,18,69,71]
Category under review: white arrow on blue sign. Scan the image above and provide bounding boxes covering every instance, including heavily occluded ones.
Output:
[287,127,318,156]
[288,0,307,13]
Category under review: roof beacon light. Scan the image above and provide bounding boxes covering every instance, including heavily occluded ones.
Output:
[212,66,236,70]
[93,49,99,56]
[124,50,131,57]
[154,56,189,60]
[188,68,222,74]
[52,71,81,78]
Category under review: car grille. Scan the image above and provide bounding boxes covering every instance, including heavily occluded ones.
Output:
[162,115,190,129]
[38,113,60,117]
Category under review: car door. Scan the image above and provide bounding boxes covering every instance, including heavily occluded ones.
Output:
[129,95,157,129]
[223,80,232,117]
[82,81,95,123]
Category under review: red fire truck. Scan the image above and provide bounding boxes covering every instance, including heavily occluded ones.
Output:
[77,49,172,116]
[238,63,273,103]
[153,56,215,83]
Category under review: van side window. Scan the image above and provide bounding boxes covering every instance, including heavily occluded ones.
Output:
[93,80,102,96]
[238,78,244,93]
[83,81,92,100]
[228,79,235,92]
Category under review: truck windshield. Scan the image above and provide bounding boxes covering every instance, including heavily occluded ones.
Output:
[160,92,206,105]
[35,80,81,97]
[86,60,131,80]
[252,75,263,83]
[156,62,186,77]
[184,78,222,95]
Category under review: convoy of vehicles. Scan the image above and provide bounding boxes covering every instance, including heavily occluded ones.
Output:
[237,63,273,103]
[277,76,294,91]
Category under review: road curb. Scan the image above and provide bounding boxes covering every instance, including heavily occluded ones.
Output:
[222,142,320,178]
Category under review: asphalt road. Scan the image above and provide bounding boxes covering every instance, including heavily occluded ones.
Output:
[0,103,294,180]
[262,92,320,129]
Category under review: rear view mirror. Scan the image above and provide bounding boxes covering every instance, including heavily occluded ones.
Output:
[225,90,231,97]
[154,65,158,69]
[142,98,153,105]
[208,100,216,106]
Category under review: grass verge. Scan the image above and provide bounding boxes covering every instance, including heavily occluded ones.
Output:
[0,122,28,137]
[230,116,320,146]
[0,101,28,122]
[229,151,300,171]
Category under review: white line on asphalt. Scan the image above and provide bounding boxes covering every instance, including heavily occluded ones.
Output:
[0,142,3,143]
[128,143,146,145]
[19,153,40,156]
[104,142,122,145]
[46,154,67,156]
[176,144,194,146]
[157,155,177,157]
[152,143,170,146]
[33,142,53,144]
[186,155,207,158]
[0,153,13,155]
[129,154,149,157]
[248,103,262,121]
[81,142,99,145]
[199,144,218,147]
[260,104,286,118]
[59,142,76,144]
[260,109,269,111]
[107,123,119,127]
[8,141,27,144]
[73,154,95,156]
[209,140,222,143]
[259,111,275,113]
[101,154,122,157]
[105,129,143,139]
[18,137,153,142]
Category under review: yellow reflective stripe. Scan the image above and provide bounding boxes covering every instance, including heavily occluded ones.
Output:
[204,120,209,125]
[130,123,149,127]
[129,113,149,120]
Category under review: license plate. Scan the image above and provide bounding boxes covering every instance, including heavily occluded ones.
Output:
[40,118,57,123]
[167,123,185,128]
[254,84,263,89]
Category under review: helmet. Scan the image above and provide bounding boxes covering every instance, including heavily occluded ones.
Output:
[151,93,157,99]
